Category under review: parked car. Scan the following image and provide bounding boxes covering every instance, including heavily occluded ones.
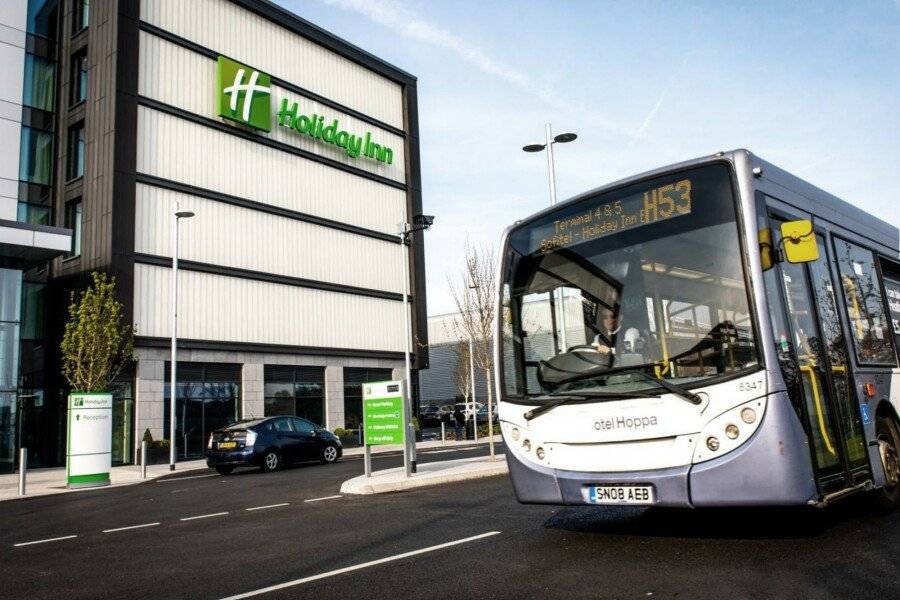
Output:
[420,404,442,426]
[206,416,342,475]
[475,404,499,424]
[454,401,484,418]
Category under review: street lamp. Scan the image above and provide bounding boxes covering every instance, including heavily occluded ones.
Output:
[522,124,577,206]
[398,214,434,477]
[169,206,194,471]
[523,124,577,352]
[466,281,478,444]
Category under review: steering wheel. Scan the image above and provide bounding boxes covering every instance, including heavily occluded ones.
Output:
[566,344,600,353]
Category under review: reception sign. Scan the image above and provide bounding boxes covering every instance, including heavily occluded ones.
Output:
[67,393,113,488]
[363,381,405,445]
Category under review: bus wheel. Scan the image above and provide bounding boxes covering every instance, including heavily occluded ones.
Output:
[875,415,900,511]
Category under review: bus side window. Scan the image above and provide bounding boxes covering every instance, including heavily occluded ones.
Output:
[881,271,900,360]
[834,239,896,365]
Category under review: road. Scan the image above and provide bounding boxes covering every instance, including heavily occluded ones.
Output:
[2,441,898,599]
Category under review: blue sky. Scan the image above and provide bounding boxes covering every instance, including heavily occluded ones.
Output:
[277,0,900,315]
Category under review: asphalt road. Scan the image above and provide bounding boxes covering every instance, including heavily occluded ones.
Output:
[2,441,899,600]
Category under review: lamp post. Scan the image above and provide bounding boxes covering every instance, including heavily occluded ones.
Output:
[524,124,577,351]
[169,206,194,471]
[398,214,434,477]
[466,281,478,443]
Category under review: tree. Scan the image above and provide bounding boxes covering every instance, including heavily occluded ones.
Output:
[451,340,473,403]
[61,272,135,393]
[448,241,497,458]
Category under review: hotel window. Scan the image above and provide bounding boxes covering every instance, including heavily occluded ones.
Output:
[343,367,393,430]
[18,127,53,186]
[65,200,82,258]
[67,122,85,180]
[73,0,89,33]
[70,49,87,105]
[23,54,55,112]
[264,365,325,426]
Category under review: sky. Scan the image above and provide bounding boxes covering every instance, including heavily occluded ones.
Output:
[276,0,900,315]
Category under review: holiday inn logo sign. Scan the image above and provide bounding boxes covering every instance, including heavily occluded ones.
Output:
[216,56,394,165]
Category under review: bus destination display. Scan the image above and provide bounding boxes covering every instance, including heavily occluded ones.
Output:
[536,179,693,253]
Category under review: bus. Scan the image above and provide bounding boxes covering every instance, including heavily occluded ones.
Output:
[495,149,900,509]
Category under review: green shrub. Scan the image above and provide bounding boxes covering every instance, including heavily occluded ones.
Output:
[142,428,153,444]
[333,427,348,437]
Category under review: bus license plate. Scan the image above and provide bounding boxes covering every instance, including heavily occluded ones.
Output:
[586,485,654,505]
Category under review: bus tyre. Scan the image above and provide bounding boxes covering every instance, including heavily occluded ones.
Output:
[260,450,281,473]
[875,415,900,511]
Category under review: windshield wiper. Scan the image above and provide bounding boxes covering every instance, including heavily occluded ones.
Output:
[524,391,653,421]
[626,369,704,405]
[550,362,703,406]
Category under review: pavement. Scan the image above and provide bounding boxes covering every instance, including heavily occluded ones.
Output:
[2,440,899,599]
[340,452,507,494]
[0,436,502,502]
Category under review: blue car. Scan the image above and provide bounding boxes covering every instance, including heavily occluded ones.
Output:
[206,416,342,475]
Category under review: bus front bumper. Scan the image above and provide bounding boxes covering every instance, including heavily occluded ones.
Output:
[506,393,817,507]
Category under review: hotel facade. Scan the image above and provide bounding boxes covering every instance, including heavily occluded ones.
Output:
[0,0,428,471]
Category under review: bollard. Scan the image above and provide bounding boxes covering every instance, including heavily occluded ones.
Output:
[441,421,446,445]
[18,448,27,496]
[141,441,148,479]
[473,410,478,442]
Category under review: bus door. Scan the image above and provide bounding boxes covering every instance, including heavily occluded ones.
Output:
[767,222,869,493]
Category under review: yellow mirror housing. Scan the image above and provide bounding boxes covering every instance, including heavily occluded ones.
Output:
[780,220,818,263]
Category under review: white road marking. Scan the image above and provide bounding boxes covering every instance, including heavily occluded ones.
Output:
[304,495,342,503]
[103,522,160,533]
[219,531,502,599]
[157,473,218,483]
[180,512,229,521]
[245,503,289,511]
[14,535,78,547]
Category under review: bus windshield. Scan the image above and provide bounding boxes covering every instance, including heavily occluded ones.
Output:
[499,164,760,400]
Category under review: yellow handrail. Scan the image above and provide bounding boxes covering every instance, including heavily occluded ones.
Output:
[799,365,836,456]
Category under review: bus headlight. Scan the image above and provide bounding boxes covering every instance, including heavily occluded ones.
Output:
[693,396,766,464]
[522,439,531,452]
[741,408,757,424]
[511,427,520,441]
[536,447,545,460]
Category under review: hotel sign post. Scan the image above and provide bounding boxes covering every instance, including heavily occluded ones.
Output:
[66,393,112,488]
[362,381,406,478]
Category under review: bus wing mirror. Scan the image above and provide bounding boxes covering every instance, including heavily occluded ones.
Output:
[780,220,818,264]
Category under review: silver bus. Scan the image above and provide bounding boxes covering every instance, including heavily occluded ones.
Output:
[495,149,900,509]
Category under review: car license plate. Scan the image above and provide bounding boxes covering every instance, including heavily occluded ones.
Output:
[586,485,654,505]
[218,441,237,449]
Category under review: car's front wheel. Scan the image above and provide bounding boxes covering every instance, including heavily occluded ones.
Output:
[260,450,281,473]
[321,444,339,464]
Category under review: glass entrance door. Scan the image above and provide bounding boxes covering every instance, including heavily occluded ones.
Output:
[767,221,869,491]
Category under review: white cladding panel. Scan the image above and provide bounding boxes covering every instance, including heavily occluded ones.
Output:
[138,32,405,184]
[134,263,405,352]
[136,106,406,235]
[140,0,404,129]
[134,184,403,293]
